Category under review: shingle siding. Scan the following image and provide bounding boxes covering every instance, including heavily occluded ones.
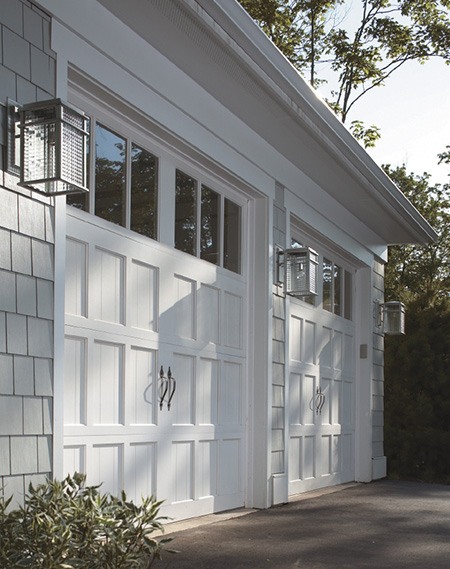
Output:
[271,193,287,480]
[0,0,56,506]
[372,260,385,465]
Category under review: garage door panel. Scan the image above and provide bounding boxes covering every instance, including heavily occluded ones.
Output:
[197,439,218,498]
[64,444,85,476]
[343,334,354,372]
[289,315,302,362]
[219,361,242,426]
[219,438,241,495]
[304,320,316,364]
[170,353,195,425]
[318,326,333,368]
[289,372,316,426]
[90,443,123,495]
[65,238,87,317]
[171,441,194,503]
[197,358,219,425]
[342,434,353,474]
[94,248,125,325]
[173,275,196,340]
[333,330,343,370]
[198,284,220,344]
[342,380,354,428]
[332,435,341,474]
[126,442,156,502]
[64,336,86,426]
[319,435,332,477]
[223,291,242,349]
[320,377,332,425]
[92,341,124,426]
[129,260,158,332]
[303,436,316,479]
[128,346,157,426]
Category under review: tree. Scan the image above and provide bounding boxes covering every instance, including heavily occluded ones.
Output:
[238,0,450,145]
[240,0,450,483]
[438,145,450,167]
[383,163,450,483]
[384,303,450,483]
[238,0,342,86]
[383,165,450,307]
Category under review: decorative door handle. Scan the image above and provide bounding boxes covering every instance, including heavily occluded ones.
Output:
[159,365,176,411]
[167,367,176,410]
[315,386,325,415]
[159,366,168,410]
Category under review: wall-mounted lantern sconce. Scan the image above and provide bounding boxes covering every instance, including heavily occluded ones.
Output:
[277,247,319,297]
[376,300,406,335]
[8,98,89,196]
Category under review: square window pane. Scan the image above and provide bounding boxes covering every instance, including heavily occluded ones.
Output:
[175,170,197,256]
[323,258,332,312]
[130,144,158,240]
[334,264,342,316]
[66,187,88,211]
[291,239,315,305]
[344,270,352,320]
[224,198,241,274]
[94,123,126,226]
[201,185,220,265]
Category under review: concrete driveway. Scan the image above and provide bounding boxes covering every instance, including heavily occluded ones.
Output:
[159,480,450,568]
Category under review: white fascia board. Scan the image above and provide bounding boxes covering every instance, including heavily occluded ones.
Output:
[190,0,437,245]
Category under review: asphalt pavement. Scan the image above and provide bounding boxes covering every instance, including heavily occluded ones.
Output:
[158,480,450,569]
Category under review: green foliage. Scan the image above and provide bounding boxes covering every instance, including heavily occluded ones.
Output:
[238,0,340,86]
[239,0,450,123]
[438,145,450,166]
[239,0,450,485]
[349,120,381,147]
[384,304,450,483]
[0,473,173,569]
[383,165,450,307]
[383,164,450,483]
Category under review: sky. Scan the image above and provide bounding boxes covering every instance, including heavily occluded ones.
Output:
[351,57,450,185]
[312,1,450,186]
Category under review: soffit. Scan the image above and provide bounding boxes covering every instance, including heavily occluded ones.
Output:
[97,0,435,245]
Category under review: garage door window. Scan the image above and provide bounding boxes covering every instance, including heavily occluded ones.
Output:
[175,169,242,274]
[67,122,159,241]
[323,258,352,320]
[292,239,352,319]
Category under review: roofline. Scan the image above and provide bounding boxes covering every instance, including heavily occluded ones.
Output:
[191,0,437,245]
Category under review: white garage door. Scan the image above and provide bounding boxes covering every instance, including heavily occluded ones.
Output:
[288,292,355,494]
[63,212,247,520]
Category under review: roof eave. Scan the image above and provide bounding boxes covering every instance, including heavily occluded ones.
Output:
[193,0,437,245]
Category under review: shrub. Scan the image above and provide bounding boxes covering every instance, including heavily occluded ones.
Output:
[0,473,173,569]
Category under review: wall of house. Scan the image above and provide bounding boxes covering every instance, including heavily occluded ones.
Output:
[372,260,386,478]
[0,0,56,507]
[271,185,288,504]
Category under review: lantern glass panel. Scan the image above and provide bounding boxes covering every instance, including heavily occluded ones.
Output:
[383,302,405,335]
[19,99,88,195]
[286,248,318,296]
